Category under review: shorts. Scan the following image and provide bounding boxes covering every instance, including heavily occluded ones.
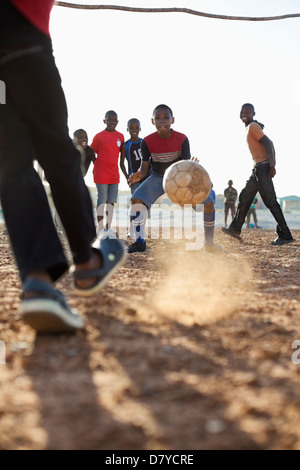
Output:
[95,183,118,206]
[224,201,235,215]
[130,181,142,196]
[131,172,215,208]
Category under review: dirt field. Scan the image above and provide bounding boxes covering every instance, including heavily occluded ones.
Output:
[0,222,300,450]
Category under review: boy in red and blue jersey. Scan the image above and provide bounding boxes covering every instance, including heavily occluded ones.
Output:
[128,104,221,253]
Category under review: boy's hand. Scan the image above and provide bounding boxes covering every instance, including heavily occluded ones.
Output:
[128,170,142,186]
[269,166,276,179]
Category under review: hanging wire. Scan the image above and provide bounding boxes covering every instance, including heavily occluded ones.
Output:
[54,2,300,22]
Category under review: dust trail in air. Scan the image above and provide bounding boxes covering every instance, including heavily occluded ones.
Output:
[148,247,253,326]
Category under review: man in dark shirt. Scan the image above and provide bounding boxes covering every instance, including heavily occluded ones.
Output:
[223,180,238,228]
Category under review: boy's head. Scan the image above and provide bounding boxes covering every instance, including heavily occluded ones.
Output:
[240,103,255,126]
[228,180,233,187]
[73,129,88,149]
[152,104,174,138]
[104,110,118,132]
[127,118,141,140]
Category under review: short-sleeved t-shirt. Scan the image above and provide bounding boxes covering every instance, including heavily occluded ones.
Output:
[91,130,124,184]
[124,138,143,174]
[224,187,238,203]
[10,0,54,36]
[125,138,149,184]
[142,130,191,176]
[246,122,268,164]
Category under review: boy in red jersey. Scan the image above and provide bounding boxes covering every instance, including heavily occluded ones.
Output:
[128,104,221,253]
[222,103,294,245]
[91,111,124,236]
[0,1,126,333]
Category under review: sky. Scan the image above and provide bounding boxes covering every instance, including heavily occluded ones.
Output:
[50,0,300,197]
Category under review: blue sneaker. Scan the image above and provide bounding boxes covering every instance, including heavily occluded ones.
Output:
[73,237,127,296]
[20,279,84,334]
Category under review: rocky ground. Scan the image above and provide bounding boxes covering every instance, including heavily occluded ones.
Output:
[0,223,299,450]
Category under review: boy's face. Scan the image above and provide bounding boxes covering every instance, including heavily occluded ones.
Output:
[74,131,88,149]
[152,108,174,138]
[127,121,141,140]
[240,105,255,126]
[104,113,118,132]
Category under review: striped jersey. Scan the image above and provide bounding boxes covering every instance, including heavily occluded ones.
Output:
[124,138,143,174]
[141,130,191,176]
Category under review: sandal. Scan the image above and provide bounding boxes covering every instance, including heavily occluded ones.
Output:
[72,237,127,297]
[20,279,84,333]
[221,227,243,242]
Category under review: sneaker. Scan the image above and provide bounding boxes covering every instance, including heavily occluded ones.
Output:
[128,241,147,253]
[221,226,242,241]
[98,228,117,239]
[271,237,295,246]
[20,279,84,334]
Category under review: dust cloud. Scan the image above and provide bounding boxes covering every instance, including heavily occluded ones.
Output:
[148,247,253,326]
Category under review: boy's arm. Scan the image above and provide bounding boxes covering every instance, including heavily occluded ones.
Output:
[84,146,95,174]
[119,143,129,182]
[128,140,149,185]
[128,161,149,185]
[259,135,276,178]
[182,137,191,160]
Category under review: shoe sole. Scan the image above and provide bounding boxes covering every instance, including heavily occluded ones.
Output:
[73,249,127,297]
[271,239,295,246]
[21,299,84,333]
[128,248,147,253]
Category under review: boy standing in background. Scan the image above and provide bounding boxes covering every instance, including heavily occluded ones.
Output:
[223,179,238,228]
[73,128,96,177]
[120,118,147,195]
[120,118,149,238]
[91,111,124,236]
[222,103,294,245]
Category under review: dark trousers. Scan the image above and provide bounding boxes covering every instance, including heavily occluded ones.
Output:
[0,30,96,282]
[230,163,292,239]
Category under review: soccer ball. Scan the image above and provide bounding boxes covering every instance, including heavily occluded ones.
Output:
[163,160,212,206]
